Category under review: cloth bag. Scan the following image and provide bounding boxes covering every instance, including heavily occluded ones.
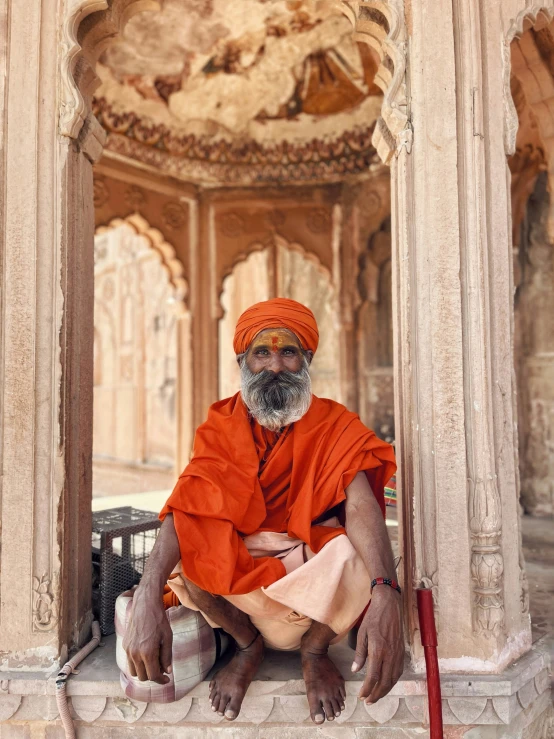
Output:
[115,589,220,703]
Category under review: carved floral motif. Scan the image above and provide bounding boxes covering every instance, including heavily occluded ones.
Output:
[306,209,331,234]
[162,203,188,230]
[124,186,146,211]
[93,98,379,185]
[218,213,245,238]
[32,574,58,632]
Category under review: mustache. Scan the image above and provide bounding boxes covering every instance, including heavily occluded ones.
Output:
[240,359,312,430]
[244,369,306,409]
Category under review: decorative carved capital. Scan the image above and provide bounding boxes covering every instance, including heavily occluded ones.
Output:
[59,1,108,139]
[60,0,162,139]
[340,0,409,164]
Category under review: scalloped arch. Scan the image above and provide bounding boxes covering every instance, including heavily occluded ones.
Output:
[218,234,334,315]
[503,4,554,155]
[60,0,162,138]
[273,234,334,284]
[95,213,188,312]
[336,0,409,164]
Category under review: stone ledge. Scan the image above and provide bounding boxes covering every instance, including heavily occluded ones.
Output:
[0,637,550,730]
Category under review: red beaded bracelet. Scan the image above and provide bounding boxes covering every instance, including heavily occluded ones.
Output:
[371,577,401,594]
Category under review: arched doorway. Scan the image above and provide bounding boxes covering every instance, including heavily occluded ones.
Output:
[93,215,191,499]
[510,20,554,517]
[218,236,340,402]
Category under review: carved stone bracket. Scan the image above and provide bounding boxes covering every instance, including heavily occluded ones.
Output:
[59,0,162,139]
[503,5,554,155]
[340,0,409,164]
[59,1,108,138]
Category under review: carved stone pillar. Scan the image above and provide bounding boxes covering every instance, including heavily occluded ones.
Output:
[0,0,160,666]
[349,0,532,671]
[0,0,103,665]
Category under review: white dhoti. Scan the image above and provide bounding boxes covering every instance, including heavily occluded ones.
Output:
[167,519,372,651]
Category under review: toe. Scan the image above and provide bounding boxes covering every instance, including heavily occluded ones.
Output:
[331,697,342,717]
[308,693,324,724]
[224,696,242,721]
[323,699,335,721]
[215,694,228,715]
[222,695,238,721]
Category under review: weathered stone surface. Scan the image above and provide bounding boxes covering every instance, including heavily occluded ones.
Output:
[71,696,107,722]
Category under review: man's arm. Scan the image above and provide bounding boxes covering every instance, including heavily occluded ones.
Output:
[122,513,181,684]
[344,472,404,703]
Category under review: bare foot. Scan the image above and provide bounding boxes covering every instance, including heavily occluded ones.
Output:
[301,646,346,724]
[209,633,264,720]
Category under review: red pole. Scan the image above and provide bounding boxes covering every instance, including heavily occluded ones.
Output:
[416,587,444,739]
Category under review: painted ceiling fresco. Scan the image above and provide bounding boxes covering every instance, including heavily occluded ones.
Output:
[95,0,384,183]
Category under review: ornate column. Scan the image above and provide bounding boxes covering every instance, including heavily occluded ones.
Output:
[349,0,531,670]
[0,0,160,666]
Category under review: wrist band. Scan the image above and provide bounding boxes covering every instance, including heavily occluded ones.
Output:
[371,577,401,595]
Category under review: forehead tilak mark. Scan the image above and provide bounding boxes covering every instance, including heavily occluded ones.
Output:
[250,328,301,353]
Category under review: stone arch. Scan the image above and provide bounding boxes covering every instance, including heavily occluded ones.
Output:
[96,213,188,312]
[503,11,554,517]
[60,0,162,139]
[273,235,334,286]
[504,5,554,156]
[93,213,193,474]
[217,241,273,320]
[217,235,341,402]
[337,0,409,163]
[216,235,334,317]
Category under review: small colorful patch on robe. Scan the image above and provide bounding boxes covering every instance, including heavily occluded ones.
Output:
[384,475,397,506]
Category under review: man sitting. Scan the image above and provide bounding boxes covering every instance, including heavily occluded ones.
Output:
[123,298,404,724]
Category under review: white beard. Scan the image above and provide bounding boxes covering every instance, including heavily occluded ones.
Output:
[240,358,312,431]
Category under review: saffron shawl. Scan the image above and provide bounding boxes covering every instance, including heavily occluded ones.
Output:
[160,394,396,596]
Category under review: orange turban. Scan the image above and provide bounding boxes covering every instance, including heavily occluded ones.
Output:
[233,298,319,355]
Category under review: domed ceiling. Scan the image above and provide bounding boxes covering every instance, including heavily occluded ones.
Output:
[94,0,384,185]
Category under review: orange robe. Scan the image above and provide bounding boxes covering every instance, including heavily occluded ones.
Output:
[160,393,396,596]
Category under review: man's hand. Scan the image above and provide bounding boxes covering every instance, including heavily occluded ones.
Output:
[123,585,173,685]
[351,587,404,703]
[121,513,181,684]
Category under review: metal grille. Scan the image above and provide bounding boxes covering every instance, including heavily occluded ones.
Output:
[92,507,161,636]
